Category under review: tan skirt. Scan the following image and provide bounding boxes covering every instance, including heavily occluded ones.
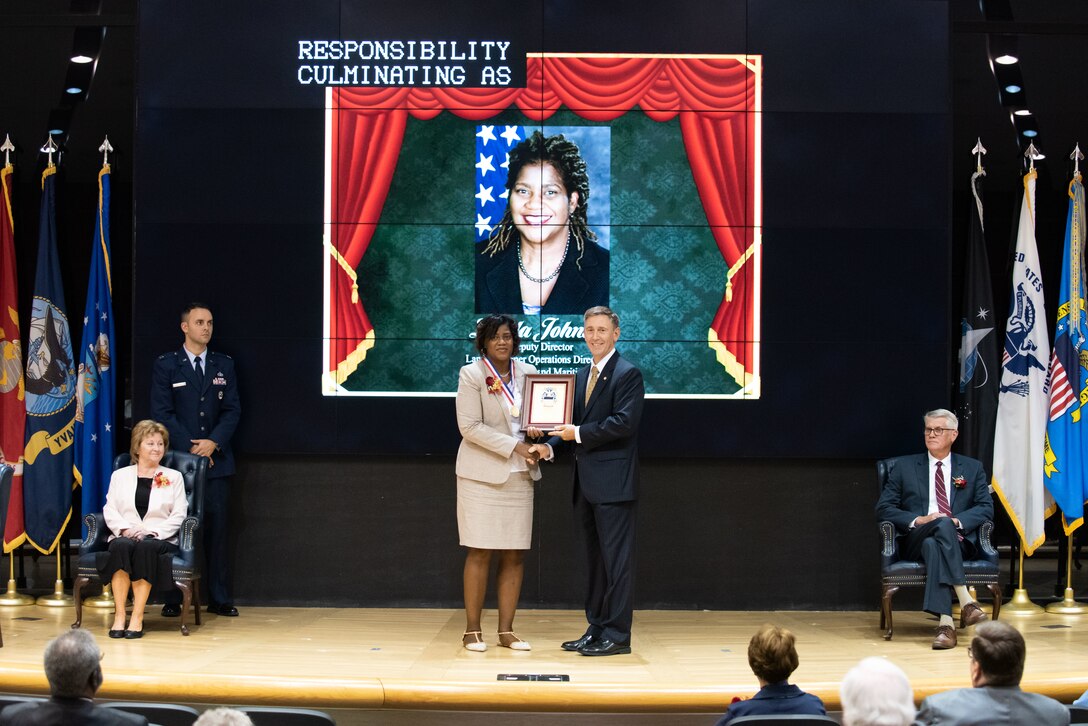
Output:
[457,471,534,550]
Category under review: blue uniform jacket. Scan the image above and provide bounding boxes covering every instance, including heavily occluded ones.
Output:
[150,348,240,479]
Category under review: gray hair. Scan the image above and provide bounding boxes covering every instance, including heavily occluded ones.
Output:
[584,305,619,328]
[840,657,915,726]
[924,408,959,430]
[194,708,255,726]
[43,629,102,698]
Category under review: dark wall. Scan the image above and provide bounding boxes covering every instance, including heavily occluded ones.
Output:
[232,455,880,609]
[130,0,952,609]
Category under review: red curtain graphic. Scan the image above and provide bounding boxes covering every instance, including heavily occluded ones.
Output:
[327,55,759,391]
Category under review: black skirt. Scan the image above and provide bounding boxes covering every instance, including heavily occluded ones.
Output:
[97,537,179,591]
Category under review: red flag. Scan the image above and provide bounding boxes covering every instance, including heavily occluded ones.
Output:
[0,160,26,552]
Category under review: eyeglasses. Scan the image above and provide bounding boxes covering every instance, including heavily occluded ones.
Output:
[967,646,974,660]
[925,427,953,437]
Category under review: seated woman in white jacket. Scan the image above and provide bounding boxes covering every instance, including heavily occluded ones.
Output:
[101,419,188,639]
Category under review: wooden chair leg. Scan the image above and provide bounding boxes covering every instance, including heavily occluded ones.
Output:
[881,584,899,640]
[192,580,202,626]
[175,580,192,636]
[988,583,1002,621]
[71,575,89,629]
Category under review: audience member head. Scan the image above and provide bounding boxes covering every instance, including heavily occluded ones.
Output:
[194,708,254,726]
[747,624,800,684]
[42,629,103,699]
[969,621,1025,687]
[840,656,915,726]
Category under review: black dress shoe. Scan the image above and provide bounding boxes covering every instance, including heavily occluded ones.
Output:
[108,629,125,639]
[123,628,144,639]
[208,604,239,616]
[561,633,598,652]
[160,604,181,617]
[578,638,631,656]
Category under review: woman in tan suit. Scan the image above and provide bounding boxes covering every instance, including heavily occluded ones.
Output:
[100,419,188,639]
[456,314,543,651]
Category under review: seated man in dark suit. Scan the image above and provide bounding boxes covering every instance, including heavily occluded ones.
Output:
[875,408,993,649]
[0,629,148,725]
[915,620,1070,725]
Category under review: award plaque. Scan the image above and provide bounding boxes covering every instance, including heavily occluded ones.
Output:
[524,374,576,429]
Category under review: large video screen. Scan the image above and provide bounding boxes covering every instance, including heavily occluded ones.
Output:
[323,56,759,398]
[133,0,951,457]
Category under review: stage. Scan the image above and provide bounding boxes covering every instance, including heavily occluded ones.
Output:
[1,605,1087,724]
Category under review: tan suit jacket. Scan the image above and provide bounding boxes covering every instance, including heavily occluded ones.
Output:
[456,359,541,485]
[103,465,188,545]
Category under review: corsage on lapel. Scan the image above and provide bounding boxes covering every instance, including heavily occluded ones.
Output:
[153,472,172,488]
[484,376,502,394]
[952,475,967,490]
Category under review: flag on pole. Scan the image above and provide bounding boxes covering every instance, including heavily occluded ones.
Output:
[22,164,77,554]
[1043,171,1088,534]
[954,169,999,475]
[74,163,116,533]
[1,157,27,552]
[992,167,1053,555]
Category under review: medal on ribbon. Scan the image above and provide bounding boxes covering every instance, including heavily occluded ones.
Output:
[481,357,519,418]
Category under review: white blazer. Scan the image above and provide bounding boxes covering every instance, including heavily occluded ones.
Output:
[103,465,188,545]
[455,359,542,485]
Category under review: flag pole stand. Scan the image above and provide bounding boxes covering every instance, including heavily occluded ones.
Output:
[1046,534,1087,614]
[83,583,114,609]
[36,550,73,607]
[0,551,34,606]
[1005,542,1043,614]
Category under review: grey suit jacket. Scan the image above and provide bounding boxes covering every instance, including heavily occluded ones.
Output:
[914,685,1070,725]
[455,359,541,485]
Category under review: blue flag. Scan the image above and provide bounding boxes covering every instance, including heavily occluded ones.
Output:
[23,165,76,554]
[1043,173,1088,534]
[74,164,116,534]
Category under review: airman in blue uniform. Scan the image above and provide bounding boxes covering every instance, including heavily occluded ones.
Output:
[150,303,241,616]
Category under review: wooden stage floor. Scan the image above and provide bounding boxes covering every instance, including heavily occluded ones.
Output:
[2,605,1087,724]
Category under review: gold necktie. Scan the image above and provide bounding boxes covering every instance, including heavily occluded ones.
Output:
[585,365,599,406]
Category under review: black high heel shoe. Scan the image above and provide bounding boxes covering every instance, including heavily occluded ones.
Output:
[108,629,125,639]
[123,628,144,639]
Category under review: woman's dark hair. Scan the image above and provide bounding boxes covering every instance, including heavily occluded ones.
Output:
[474,314,520,356]
[482,131,597,269]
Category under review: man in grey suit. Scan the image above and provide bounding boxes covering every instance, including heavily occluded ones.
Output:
[0,629,147,725]
[915,620,1070,725]
[876,409,993,649]
[537,306,645,656]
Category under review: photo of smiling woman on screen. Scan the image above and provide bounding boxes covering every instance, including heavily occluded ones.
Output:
[476,131,610,315]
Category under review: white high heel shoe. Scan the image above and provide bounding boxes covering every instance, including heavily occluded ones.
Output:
[463,630,487,652]
[498,631,531,651]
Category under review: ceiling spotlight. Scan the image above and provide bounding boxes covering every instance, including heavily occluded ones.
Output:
[1022,129,1038,138]
[48,128,65,136]
[1014,109,1031,117]
[1004,84,1021,93]
[988,34,1019,66]
[66,87,83,95]
[70,26,103,65]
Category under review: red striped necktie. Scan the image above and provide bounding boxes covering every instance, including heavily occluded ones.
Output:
[935,461,962,540]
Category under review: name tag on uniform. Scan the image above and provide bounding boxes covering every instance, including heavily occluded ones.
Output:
[172,381,187,388]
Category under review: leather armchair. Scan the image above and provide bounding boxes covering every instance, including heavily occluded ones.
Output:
[877,456,1002,640]
[71,451,208,635]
